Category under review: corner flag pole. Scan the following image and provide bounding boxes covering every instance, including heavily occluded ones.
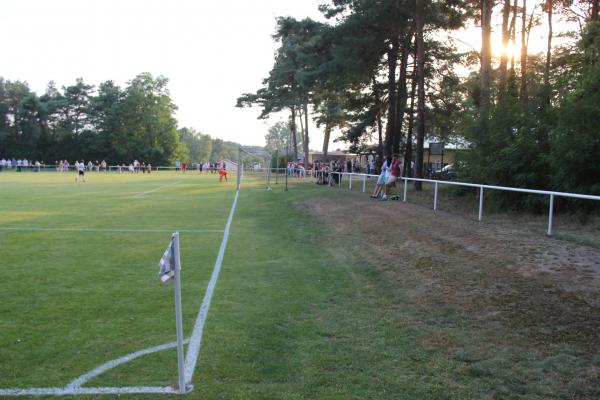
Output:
[173,231,186,393]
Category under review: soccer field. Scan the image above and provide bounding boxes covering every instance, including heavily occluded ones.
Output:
[1,170,599,399]
[0,171,241,393]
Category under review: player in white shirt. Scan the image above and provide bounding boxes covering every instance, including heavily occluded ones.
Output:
[76,161,86,182]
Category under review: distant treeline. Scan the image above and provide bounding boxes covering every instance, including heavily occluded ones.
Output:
[0,73,246,165]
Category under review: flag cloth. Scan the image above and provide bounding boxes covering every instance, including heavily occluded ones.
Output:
[158,237,176,284]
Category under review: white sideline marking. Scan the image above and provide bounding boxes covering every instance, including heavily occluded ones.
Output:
[184,189,239,383]
[66,339,189,388]
[0,227,223,233]
[0,387,178,396]
[132,180,181,198]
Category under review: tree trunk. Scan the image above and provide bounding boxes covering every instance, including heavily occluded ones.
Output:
[322,122,331,156]
[290,106,298,161]
[520,0,528,105]
[298,106,305,155]
[499,0,511,92]
[544,0,553,90]
[394,31,412,157]
[480,0,493,116]
[415,0,425,191]
[592,0,599,21]
[373,77,384,160]
[404,57,417,178]
[303,102,310,162]
[384,36,399,160]
[510,0,517,78]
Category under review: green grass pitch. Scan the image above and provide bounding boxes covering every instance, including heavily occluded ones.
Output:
[3,170,596,399]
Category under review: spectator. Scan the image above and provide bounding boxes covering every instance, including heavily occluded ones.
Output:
[370,158,390,199]
[384,155,402,200]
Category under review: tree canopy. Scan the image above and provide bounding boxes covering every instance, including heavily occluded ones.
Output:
[238,0,600,205]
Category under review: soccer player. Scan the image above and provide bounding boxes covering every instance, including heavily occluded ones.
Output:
[218,167,227,182]
[76,161,86,182]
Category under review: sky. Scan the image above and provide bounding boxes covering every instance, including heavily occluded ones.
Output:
[0,0,575,149]
[0,0,326,147]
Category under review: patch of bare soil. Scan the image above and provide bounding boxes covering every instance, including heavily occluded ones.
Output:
[297,190,600,396]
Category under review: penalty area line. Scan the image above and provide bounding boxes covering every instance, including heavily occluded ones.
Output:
[132,180,182,198]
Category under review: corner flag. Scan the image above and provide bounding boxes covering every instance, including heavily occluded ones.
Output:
[158,237,176,284]
[157,232,187,393]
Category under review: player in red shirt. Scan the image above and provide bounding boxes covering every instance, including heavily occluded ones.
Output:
[219,167,227,182]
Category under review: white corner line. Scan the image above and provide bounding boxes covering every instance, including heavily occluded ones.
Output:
[132,180,182,198]
[184,189,240,383]
[66,339,190,389]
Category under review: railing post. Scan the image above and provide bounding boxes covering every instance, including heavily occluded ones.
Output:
[338,173,341,188]
[403,178,408,202]
[547,194,554,236]
[434,182,438,211]
[362,174,366,193]
[478,186,484,221]
[349,173,353,190]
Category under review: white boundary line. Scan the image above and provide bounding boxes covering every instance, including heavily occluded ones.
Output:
[131,180,182,198]
[0,189,241,396]
[184,190,239,383]
[0,227,224,233]
[0,387,179,396]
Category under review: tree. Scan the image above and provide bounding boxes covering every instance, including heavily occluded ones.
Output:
[414,0,426,190]
[116,73,182,164]
[264,121,291,153]
[480,0,493,118]
[550,21,600,196]
[61,78,94,136]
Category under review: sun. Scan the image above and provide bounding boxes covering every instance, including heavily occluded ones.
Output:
[493,41,521,59]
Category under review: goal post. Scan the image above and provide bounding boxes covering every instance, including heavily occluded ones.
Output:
[237,147,274,191]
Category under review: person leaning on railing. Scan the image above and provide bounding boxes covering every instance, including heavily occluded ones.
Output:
[370,158,390,199]
[383,155,402,201]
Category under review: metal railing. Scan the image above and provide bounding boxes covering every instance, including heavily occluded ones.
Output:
[309,170,600,237]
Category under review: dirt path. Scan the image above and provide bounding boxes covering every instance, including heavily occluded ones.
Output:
[300,192,600,307]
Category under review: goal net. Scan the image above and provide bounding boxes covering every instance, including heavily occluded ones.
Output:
[237,147,273,191]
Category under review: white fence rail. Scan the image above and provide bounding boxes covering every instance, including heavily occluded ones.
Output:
[308,170,600,237]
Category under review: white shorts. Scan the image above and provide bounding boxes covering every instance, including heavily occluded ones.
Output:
[385,175,397,185]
